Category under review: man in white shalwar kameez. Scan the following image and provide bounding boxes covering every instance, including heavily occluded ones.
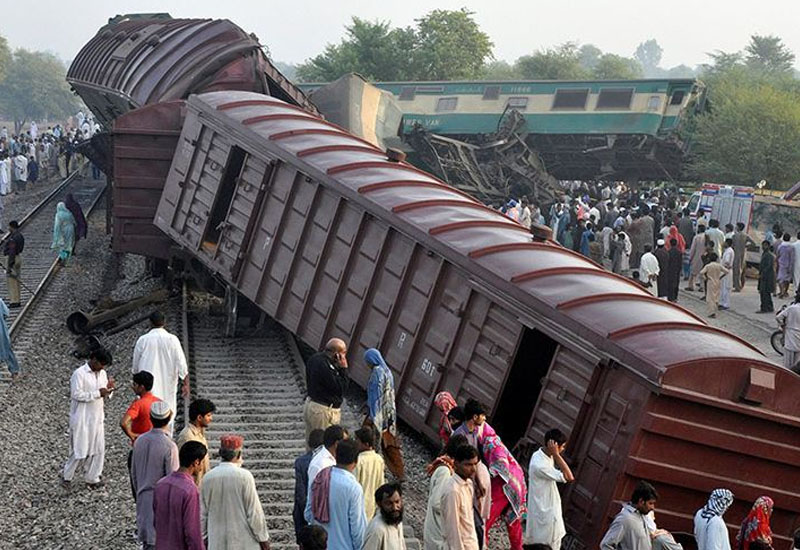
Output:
[0,156,10,195]
[62,349,114,486]
[201,434,270,550]
[29,121,37,141]
[639,245,660,297]
[720,239,735,310]
[132,311,189,435]
[693,489,734,550]
[524,429,575,550]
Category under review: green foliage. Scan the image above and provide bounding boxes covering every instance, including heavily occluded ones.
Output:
[691,74,800,190]
[516,43,642,80]
[296,9,492,82]
[479,60,521,80]
[516,42,589,80]
[745,35,795,75]
[0,49,77,127]
[634,39,663,73]
[0,35,10,84]
[593,54,644,80]
[578,44,602,72]
[413,9,493,80]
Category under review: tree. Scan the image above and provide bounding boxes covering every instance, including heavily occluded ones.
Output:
[516,42,589,80]
[691,75,800,189]
[0,49,77,132]
[593,54,643,79]
[296,18,413,82]
[413,8,493,80]
[480,60,520,80]
[296,9,492,82]
[0,35,10,84]
[578,44,602,72]
[634,39,663,75]
[666,64,697,78]
[745,34,795,75]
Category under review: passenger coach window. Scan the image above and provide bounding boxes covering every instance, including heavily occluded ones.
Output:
[203,145,247,250]
[647,95,661,111]
[670,90,686,105]
[552,88,589,110]
[399,86,416,101]
[483,85,500,100]
[506,97,529,110]
[596,88,634,109]
[436,97,458,112]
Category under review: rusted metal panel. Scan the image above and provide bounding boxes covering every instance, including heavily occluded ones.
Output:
[563,368,646,550]
[68,16,316,129]
[113,100,185,257]
[526,347,598,443]
[153,91,800,547]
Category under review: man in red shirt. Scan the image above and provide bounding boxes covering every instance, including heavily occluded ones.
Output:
[120,371,160,498]
[121,371,161,442]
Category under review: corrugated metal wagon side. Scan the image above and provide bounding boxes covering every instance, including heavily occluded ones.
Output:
[113,100,185,258]
[153,91,800,548]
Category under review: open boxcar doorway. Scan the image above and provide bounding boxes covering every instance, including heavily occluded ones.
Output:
[492,327,559,447]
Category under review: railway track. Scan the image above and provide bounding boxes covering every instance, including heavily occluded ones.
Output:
[183,297,309,549]
[0,173,106,381]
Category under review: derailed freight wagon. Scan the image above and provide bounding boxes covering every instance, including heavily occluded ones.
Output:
[154,91,800,548]
[67,15,316,259]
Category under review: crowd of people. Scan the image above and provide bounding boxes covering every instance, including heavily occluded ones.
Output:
[0,112,100,204]
[294,336,789,550]
[498,184,800,362]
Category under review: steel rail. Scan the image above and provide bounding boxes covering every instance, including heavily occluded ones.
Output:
[9,183,106,339]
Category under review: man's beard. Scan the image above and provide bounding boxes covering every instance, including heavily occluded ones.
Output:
[380,506,403,526]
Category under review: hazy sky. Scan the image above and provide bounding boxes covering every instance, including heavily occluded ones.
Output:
[6,0,799,70]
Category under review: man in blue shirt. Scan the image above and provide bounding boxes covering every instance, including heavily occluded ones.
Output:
[305,439,367,550]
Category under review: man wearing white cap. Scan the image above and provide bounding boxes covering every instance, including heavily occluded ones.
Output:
[654,239,670,299]
[131,401,179,550]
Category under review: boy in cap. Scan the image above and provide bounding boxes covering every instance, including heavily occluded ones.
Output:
[131,401,179,550]
[201,434,270,550]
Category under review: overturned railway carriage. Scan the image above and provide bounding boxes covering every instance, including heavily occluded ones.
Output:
[67,15,316,259]
[153,90,800,549]
[300,79,705,183]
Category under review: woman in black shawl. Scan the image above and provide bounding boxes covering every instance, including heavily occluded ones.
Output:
[64,193,86,253]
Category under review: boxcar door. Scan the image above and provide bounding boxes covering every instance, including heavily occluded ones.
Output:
[154,119,231,254]
[200,150,273,281]
[563,378,633,550]
[394,264,471,426]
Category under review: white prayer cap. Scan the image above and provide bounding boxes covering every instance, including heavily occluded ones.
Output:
[150,401,172,420]
[657,239,665,246]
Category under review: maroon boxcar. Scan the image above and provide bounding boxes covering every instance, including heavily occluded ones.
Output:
[68,15,317,258]
[153,90,800,549]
